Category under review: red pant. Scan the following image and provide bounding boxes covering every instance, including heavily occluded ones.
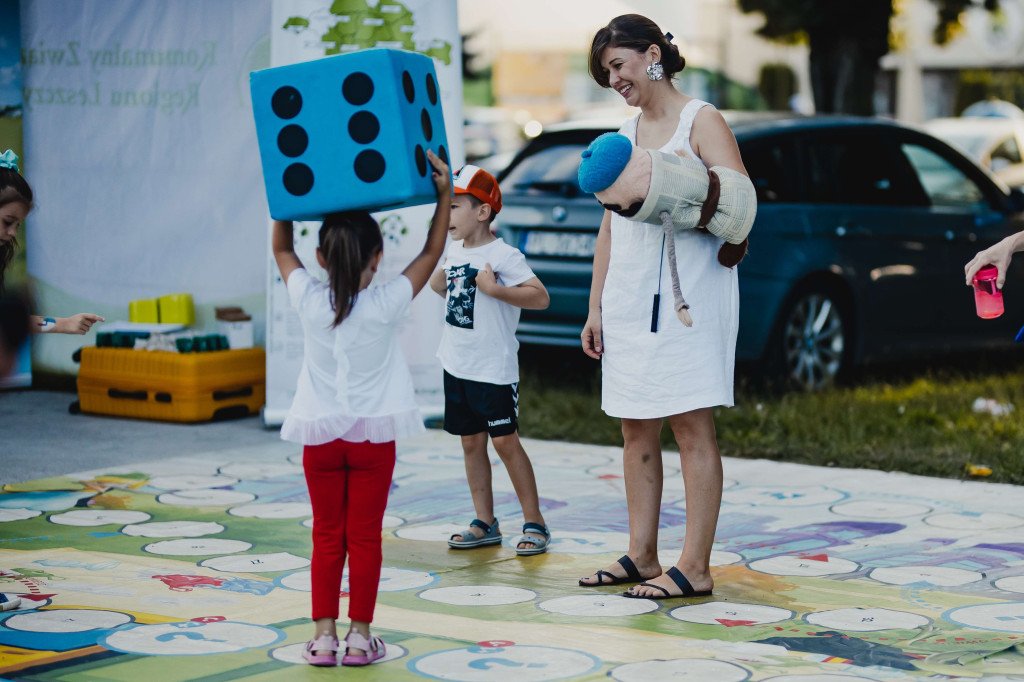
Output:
[303,438,396,623]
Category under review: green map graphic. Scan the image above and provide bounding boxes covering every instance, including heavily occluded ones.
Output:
[284,0,451,64]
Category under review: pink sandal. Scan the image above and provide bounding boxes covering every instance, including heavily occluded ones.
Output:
[301,633,339,666]
[341,630,386,666]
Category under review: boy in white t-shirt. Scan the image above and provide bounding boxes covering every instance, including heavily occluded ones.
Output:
[428,165,553,556]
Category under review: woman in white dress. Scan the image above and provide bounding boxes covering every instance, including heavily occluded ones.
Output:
[578,14,748,599]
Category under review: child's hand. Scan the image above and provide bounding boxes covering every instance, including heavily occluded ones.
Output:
[57,313,104,335]
[475,263,499,296]
[427,149,450,198]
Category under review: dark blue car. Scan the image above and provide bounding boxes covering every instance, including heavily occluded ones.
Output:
[496,114,1024,389]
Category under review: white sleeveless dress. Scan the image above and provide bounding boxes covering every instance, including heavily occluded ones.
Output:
[600,99,739,419]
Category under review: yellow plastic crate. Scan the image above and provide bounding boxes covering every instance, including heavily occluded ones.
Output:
[76,347,265,423]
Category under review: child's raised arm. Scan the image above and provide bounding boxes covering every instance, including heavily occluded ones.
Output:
[272,219,304,285]
[402,149,451,296]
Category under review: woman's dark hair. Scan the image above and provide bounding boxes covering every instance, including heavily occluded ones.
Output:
[0,167,33,293]
[319,210,383,327]
[589,14,685,88]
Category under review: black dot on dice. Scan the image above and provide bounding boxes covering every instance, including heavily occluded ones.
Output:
[421,109,433,142]
[348,111,380,144]
[283,163,314,196]
[271,86,302,119]
[277,125,308,157]
[426,73,438,106]
[438,145,448,166]
[402,71,415,103]
[415,145,427,177]
[354,150,386,183]
[342,72,374,105]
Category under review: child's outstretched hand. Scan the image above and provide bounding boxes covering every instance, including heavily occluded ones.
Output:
[57,313,104,335]
[427,149,450,198]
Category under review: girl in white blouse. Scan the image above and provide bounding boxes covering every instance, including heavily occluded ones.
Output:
[272,149,450,667]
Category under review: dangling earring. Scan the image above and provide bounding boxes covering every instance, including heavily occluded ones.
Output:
[647,61,664,81]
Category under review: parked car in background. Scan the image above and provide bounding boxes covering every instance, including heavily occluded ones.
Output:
[923,117,1024,188]
[496,114,1024,390]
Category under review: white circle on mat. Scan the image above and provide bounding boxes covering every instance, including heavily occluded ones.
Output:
[761,671,872,675]
[995,576,1024,594]
[101,621,284,655]
[287,453,303,466]
[270,641,407,665]
[925,512,1024,531]
[419,585,536,607]
[227,503,312,519]
[399,451,466,466]
[610,658,750,682]
[277,571,311,592]
[541,452,612,468]
[547,532,632,555]
[538,595,657,617]
[147,474,239,491]
[219,462,302,480]
[375,567,437,592]
[301,518,313,529]
[0,508,41,522]
[668,602,792,627]
[945,602,1024,633]
[806,607,930,632]
[382,515,405,528]
[395,523,467,542]
[409,645,602,681]
[143,539,253,556]
[869,566,982,587]
[122,521,226,538]
[748,555,858,577]
[659,549,743,567]
[830,500,931,519]
[5,609,131,633]
[724,486,846,507]
[200,553,309,573]
[49,510,151,526]
[157,490,255,507]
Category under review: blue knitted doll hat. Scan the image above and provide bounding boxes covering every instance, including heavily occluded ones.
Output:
[578,132,633,194]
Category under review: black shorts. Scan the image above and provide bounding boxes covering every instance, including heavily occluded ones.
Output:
[443,371,519,437]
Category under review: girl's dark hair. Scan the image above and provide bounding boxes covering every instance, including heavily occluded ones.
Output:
[589,14,685,88]
[319,210,383,327]
[0,167,33,293]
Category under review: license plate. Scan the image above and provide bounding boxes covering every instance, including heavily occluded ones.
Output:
[522,231,597,257]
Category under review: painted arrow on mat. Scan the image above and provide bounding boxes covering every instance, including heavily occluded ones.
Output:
[716,619,758,627]
[801,554,829,562]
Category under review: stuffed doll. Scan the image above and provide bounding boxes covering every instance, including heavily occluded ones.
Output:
[578,132,756,327]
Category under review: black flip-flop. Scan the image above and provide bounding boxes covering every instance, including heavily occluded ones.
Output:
[579,555,643,587]
[622,566,712,599]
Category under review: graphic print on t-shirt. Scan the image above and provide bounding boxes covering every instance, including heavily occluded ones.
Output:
[445,263,478,329]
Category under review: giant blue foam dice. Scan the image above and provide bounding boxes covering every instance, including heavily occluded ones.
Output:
[250,48,449,220]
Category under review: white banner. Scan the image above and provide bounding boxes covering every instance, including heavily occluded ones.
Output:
[21,0,271,372]
[262,0,462,426]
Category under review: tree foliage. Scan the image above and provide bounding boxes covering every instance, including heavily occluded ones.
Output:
[737,0,999,114]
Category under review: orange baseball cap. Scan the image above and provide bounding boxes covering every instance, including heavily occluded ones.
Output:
[452,165,502,214]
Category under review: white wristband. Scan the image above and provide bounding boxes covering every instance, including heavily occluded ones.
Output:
[38,317,56,332]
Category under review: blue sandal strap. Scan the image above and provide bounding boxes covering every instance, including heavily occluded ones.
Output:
[521,522,548,537]
[665,566,698,596]
[617,555,643,582]
[469,518,495,534]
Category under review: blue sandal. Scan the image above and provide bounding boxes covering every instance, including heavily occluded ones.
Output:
[623,566,713,600]
[448,518,502,549]
[514,522,550,556]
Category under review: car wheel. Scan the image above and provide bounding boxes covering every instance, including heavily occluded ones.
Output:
[772,285,851,391]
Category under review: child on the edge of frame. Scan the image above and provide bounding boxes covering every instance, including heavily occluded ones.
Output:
[272,149,450,668]
[0,150,104,336]
[428,165,553,556]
